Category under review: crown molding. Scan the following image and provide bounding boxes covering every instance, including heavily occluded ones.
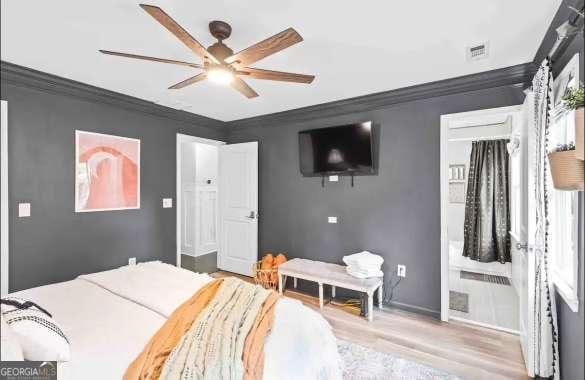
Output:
[0,61,227,132]
[532,0,584,67]
[227,62,536,130]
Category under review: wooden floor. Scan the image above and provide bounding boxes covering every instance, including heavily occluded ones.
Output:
[212,270,529,380]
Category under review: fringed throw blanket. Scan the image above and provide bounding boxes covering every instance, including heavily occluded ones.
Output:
[125,278,279,380]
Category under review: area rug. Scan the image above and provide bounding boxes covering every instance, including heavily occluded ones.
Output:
[338,339,461,380]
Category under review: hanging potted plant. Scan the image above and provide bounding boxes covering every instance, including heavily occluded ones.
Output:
[561,82,584,160]
[548,142,584,191]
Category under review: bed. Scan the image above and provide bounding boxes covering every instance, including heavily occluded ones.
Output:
[6,262,342,379]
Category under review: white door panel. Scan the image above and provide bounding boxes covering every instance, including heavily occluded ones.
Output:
[218,142,258,276]
[515,94,535,376]
[196,187,218,255]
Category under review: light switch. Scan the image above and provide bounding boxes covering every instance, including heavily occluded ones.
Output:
[329,175,339,182]
[18,203,31,217]
[328,216,338,224]
[162,198,173,208]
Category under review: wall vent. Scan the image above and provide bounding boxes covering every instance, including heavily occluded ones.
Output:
[466,42,489,61]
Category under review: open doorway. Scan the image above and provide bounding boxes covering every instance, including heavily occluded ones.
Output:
[440,106,523,333]
[176,134,224,274]
[1,100,8,297]
[176,135,259,277]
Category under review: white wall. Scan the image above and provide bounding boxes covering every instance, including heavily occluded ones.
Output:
[195,143,218,186]
[180,142,197,256]
[447,140,471,242]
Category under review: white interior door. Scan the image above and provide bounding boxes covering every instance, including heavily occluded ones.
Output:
[513,94,535,376]
[218,142,258,276]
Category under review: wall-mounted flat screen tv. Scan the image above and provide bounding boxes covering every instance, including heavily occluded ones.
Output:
[299,121,374,176]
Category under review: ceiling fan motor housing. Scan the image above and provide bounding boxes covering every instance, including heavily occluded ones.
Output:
[207,41,234,62]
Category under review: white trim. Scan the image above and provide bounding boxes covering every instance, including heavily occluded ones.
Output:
[548,53,580,314]
[553,271,579,312]
[450,316,520,335]
[74,130,141,212]
[176,133,225,268]
[440,105,523,323]
[1,100,8,297]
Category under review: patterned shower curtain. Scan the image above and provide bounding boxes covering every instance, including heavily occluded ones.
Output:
[531,59,559,379]
[462,139,511,263]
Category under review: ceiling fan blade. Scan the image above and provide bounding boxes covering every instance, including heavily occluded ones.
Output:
[225,28,303,67]
[239,67,314,83]
[169,73,207,89]
[99,50,203,69]
[230,77,259,98]
[139,4,219,64]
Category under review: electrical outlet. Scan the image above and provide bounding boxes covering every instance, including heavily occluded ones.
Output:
[128,257,137,266]
[162,198,173,208]
[397,264,406,278]
[329,175,339,182]
[18,203,31,217]
[328,216,338,224]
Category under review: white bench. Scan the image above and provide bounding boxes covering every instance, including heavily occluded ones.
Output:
[277,258,383,321]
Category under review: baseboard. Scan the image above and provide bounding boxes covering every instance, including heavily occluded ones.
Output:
[386,300,441,319]
[181,252,218,274]
[450,316,520,335]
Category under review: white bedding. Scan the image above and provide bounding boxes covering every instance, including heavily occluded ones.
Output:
[9,262,342,380]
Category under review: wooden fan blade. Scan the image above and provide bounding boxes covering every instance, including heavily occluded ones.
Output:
[169,73,207,89]
[239,67,314,83]
[99,50,203,69]
[225,28,303,67]
[139,4,219,64]
[230,77,259,98]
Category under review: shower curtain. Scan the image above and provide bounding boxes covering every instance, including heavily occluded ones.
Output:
[462,139,511,263]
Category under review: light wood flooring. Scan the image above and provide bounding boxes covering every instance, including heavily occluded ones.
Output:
[212,270,528,380]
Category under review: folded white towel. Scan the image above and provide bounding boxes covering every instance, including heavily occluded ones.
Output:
[345,266,384,279]
[346,262,382,272]
[343,251,384,267]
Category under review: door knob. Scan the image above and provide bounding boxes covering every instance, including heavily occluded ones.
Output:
[516,242,529,251]
[246,211,257,219]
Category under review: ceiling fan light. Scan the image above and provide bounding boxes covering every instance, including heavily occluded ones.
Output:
[207,67,234,85]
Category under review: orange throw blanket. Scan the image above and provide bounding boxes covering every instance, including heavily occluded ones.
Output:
[124,278,278,380]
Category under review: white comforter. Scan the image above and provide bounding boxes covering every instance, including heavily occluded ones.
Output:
[11,262,343,380]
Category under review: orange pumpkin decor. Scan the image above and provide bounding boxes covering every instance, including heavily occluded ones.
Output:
[271,254,288,283]
[260,254,274,270]
[273,254,287,267]
[254,253,287,290]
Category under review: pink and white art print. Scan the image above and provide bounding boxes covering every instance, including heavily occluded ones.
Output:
[75,131,140,212]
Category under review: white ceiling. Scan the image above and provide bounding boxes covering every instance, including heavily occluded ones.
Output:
[1,0,561,121]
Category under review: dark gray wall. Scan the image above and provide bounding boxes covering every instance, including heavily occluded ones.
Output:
[1,68,227,292]
[228,85,525,314]
[536,1,585,379]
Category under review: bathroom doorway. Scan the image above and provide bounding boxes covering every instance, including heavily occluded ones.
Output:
[440,105,523,334]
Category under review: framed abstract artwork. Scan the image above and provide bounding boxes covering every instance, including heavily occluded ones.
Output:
[75,131,140,212]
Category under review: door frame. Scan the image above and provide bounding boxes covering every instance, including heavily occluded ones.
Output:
[1,100,8,297]
[176,133,225,269]
[439,105,523,323]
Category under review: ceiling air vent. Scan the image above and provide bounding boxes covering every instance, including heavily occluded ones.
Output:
[466,42,489,61]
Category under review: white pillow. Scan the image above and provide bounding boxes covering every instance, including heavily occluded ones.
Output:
[0,314,24,361]
[1,297,70,362]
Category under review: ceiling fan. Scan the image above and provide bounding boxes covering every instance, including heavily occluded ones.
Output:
[100,4,315,99]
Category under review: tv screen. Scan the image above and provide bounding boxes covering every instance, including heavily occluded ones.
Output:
[299,121,374,176]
